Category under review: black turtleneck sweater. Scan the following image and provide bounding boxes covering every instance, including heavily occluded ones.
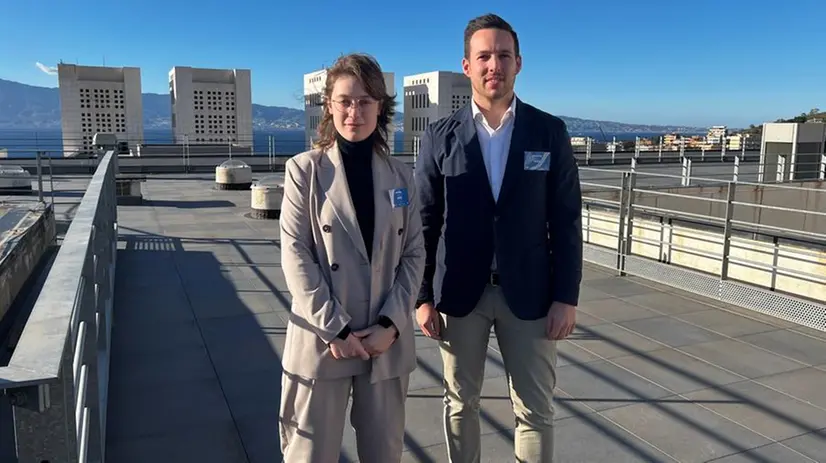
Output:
[337,132,375,262]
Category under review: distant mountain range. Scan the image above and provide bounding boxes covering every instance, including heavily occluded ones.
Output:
[0,78,706,133]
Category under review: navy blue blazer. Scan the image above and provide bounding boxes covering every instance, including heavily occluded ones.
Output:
[414,98,583,320]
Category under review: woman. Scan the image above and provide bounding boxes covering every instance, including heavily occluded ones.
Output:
[277,53,426,463]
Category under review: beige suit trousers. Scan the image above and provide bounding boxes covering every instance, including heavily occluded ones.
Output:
[439,284,558,462]
[279,371,410,463]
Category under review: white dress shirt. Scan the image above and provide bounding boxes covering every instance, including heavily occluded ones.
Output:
[470,96,517,201]
[471,96,517,272]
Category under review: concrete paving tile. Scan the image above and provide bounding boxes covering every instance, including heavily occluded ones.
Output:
[552,413,676,462]
[577,285,616,302]
[738,329,826,366]
[220,368,283,420]
[555,339,603,367]
[579,297,665,323]
[776,428,826,462]
[105,422,248,463]
[113,284,194,326]
[600,399,772,463]
[706,442,818,462]
[569,323,667,359]
[679,339,807,379]
[609,347,746,394]
[619,315,726,347]
[555,359,673,412]
[685,380,826,440]
[109,344,217,387]
[111,319,205,356]
[106,377,235,440]
[198,313,286,377]
[583,276,661,298]
[234,414,283,463]
[620,291,725,315]
[676,309,783,337]
[188,288,281,319]
[756,368,826,411]
[572,309,608,326]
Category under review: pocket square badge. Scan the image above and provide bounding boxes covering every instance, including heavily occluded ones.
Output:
[388,188,409,208]
[524,151,551,171]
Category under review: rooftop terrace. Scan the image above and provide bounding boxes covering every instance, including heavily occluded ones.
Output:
[102,174,826,462]
[1,151,825,462]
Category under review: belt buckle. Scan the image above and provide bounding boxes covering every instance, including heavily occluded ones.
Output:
[490,272,500,286]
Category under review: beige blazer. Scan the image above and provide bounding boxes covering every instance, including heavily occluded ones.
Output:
[279,143,426,383]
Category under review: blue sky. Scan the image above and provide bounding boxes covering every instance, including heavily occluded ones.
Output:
[2,0,825,128]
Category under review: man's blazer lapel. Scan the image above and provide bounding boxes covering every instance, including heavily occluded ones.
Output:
[317,143,369,262]
[456,107,495,205]
[497,97,528,208]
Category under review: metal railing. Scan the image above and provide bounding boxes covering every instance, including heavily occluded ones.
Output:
[0,150,118,462]
[581,166,826,331]
[0,151,56,209]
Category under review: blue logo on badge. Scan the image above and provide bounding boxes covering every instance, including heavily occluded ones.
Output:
[390,188,409,208]
[524,151,551,171]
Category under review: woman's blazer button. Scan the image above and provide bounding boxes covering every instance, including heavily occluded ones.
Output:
[397,228,403,235]
[322,224,332,233]
[331,263,339,271]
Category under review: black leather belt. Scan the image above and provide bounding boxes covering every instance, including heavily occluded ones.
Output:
[490,272,500,286]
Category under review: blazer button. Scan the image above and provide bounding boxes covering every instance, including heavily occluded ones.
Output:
[398,228,404,235]
[331,263,339,271]
[322,225,331,232]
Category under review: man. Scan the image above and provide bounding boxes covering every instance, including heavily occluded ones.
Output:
[414,13,583,463]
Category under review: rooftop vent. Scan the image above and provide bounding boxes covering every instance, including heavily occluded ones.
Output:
[215,159,252,190]
[0,165,33,195]
[250,175,284,219]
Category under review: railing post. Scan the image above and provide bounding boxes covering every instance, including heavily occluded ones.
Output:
[615,172,629,275]
[586,137,592,165]
[681,155,692,186]
[611,136,616,164]
[12,339,80,463]
[732,153,740,182]
[819,154,825,181]
[658,136,662,163]
[621,171,637,277]
[36,150,44,203]
[720,181,737,282]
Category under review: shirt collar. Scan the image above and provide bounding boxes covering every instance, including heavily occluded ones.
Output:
[471,95,517,129]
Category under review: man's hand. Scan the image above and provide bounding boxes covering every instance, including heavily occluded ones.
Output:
[546,301,576,340]
[353,324,398,357]
[329,334,370,360]
[415,303,441,340]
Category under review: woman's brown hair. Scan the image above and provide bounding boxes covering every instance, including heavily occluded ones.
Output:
[313,53,396,156]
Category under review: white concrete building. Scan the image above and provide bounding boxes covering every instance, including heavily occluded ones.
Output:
[169,66,253,147]
[759,122,826,182]
[403,71,472,154]
[303,69,396,153]
[58,63,143,156]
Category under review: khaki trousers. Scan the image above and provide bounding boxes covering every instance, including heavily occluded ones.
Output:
[439,284,558,463]
[279,371,410,463]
